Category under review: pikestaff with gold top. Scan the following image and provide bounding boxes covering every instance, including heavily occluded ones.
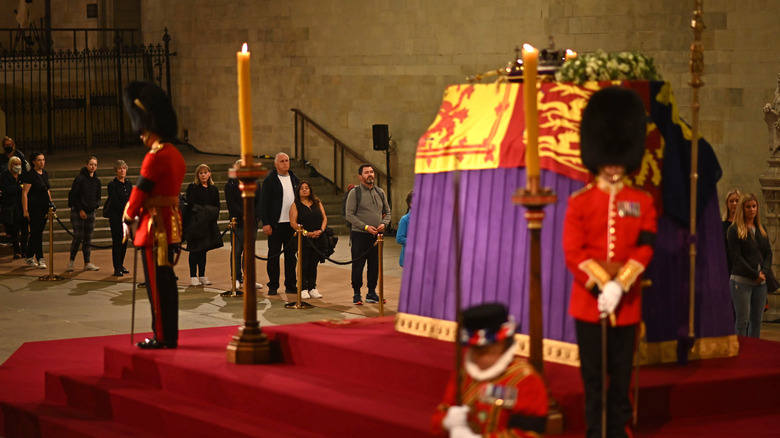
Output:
[122,80,187,350]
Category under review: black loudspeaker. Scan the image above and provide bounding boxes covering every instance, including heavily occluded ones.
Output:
[372,124,389,151]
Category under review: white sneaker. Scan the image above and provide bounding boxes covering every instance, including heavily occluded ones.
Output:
[309,289,322,299]
[301,290,311,299]
[199,276,211,285]
[37,258,47,269]
[190,277,200,287]
[236,280,242,289]
[84,263,100,271]
[25,257,37,267]
[66,260,75,272]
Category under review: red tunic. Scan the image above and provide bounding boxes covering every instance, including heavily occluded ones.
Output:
[563,180,657,325]
[432,357,548,438]
[123,142,186,247]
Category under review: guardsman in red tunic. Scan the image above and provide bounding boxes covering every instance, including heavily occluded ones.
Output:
[433,303,548,438]
[563,87,657,438]
[122,81,187,350]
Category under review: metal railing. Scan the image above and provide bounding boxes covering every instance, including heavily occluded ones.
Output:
[291,108,390,195]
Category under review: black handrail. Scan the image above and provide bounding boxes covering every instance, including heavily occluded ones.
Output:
[291,108,390,195]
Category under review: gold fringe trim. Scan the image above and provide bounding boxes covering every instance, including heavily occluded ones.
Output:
[395,312,740,367]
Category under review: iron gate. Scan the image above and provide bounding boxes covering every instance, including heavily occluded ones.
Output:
[0,27,174,154]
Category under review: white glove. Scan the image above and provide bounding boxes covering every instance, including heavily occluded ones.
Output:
[442,405,470,431]
[122,222,131,243]
[450,425,480,438]
[598,280,623,315]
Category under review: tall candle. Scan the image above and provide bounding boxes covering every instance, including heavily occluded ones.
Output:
[565,49,577,61]
[237,43,252,157]
[522,44,539,182]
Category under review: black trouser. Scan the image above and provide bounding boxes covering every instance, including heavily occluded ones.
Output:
[266,223,297,292]
[301,237,320,290]
[26,210,47,260]
[575,320,637,438]
[4,217,28,256]
[231,223,258,283]
[189,250,207,277]
[69,210,96,263]
[350,231,378,295]
[109,216,128,272]
[141,244,178,348]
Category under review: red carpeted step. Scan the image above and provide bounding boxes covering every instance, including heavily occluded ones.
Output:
[99,343,438,438]
[43,372,320,438]
[1,400,160,438]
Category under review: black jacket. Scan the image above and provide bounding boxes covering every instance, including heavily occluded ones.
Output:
[71,167,101,214]
[727,224,772,281]
[106,177,133,220]
[259,169,299,229]
[0,171,23,223]
[225,178,260,227]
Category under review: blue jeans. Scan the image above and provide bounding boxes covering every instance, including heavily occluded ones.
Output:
[729,279,767,338]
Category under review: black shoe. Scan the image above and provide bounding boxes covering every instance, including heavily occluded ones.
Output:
[121,267,130,274]
[138,282,146,288]
[136,338,166,349]
[353,294,363,305]
[220,291,232,297]
[267,289,278,296]
[113,271,123,277]
[284,289,297,294]
[366,292,385,304]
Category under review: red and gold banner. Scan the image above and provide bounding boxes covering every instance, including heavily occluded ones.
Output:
[416,81,664,192]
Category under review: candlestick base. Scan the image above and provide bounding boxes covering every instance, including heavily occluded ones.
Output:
[226,324,272,364]
[38,274,64,281]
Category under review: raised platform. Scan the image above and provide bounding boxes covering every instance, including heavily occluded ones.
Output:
[1,318,780,437]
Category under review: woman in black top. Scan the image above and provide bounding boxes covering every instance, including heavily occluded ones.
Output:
[289,181,327,299]
[21,152,52,269]
[726,192,772,338]
[67,156,102,272]
[721,188,742,274]
[184,163,222,287]
[106,160,133,276]
[1,156,28,258]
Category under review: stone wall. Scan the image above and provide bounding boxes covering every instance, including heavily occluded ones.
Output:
[137,0,779,226]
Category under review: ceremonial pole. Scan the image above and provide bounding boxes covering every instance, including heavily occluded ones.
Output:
[684,0,705,363]
[227,43,271,364]
[511,44,562,434]
[452,170,464,405]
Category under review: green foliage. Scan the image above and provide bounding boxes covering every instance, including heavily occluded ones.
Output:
[554,50,663,84]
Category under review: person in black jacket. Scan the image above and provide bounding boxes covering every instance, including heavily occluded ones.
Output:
[224,159,262,295]
[726,192,773,338]
[21,152,53,269]
[0,136,30,177]
[184,163,222,287]
[1,156,28,258]
[105,160,133,276]
[66,156,102,272]
[259,152,299,295]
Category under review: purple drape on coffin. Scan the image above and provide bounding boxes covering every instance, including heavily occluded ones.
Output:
[399,169,734,344]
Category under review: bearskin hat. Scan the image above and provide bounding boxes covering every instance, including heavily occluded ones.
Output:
[122,80,178,141]
[580,86,647,175]
[460,303,517,346]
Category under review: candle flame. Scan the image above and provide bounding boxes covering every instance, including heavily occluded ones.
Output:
[523,43,536,53]
[566,49,575,56]
[242,43,248,53]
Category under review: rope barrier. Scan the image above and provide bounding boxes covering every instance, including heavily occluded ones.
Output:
[254,231,378,266]
[54,215,113,249]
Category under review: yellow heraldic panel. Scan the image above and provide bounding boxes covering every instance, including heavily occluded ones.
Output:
[416,82,519,174]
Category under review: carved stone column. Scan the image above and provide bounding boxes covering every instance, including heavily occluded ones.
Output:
[759,72,780,322]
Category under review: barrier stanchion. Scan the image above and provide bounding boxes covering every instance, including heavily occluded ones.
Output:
[285,224,312,309]
[222,218,239,298]
[377,233,384,317]
[39,207,63,281]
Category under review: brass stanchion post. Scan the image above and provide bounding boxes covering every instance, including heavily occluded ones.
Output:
[377,233,384,316]
[39,207,63,281]
[226,159,271,364]
[285,224,312,309]
[230,218,237,294]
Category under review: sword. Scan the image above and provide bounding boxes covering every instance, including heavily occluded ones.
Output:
[126,217,139,345]
[601,315,607,438]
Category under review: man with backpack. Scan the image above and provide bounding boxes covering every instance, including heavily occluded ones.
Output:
[344,164,391,305]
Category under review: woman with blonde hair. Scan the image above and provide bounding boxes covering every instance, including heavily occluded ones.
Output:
[726,192,775,337]
[183,163,222,286]
[1,156,28,258]
[721,188,742,273]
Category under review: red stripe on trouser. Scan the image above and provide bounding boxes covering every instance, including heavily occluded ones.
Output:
[144,246,165,343]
